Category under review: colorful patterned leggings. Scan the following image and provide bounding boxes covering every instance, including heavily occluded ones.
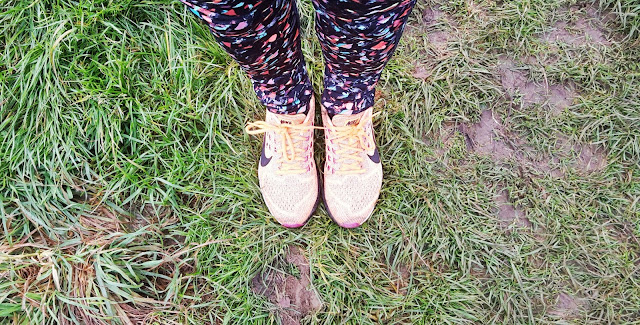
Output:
[181,0,416,115]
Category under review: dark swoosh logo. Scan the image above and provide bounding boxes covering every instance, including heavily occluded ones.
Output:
[260,140,272,167]
[368,147,380,163]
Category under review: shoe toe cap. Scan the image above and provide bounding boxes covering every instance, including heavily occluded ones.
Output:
[260,174,319,227]
[324,181,380,228]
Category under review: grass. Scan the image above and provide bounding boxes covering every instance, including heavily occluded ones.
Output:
[1,0,639,324]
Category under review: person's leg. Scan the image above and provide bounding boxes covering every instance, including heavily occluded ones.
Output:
[313,0,416,116]
[182,0,313,114]
[183,0,319,227]
[315,0,416,228]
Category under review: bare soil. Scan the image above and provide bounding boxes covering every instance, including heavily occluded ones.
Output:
[393,263,411,295]
[412,65,432,80]
[548,292,586,319]
[495,189,532,230]
[498,57,577,116]
[421,7,456,53]
[542,4,612,46]
[251,246,322,325]
[460,109,514,160]
[555,134,607,173]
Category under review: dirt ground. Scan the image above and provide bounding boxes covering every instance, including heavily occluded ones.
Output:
[251,246,323,325]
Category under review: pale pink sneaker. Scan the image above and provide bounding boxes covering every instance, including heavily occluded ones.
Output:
[321,106,382,228]
[245,101,319,228]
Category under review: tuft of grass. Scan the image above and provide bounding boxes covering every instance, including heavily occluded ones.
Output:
[598,0,640,39]
[0,200,203,324]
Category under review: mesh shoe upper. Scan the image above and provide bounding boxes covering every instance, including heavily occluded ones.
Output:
[321,106,382,228]
[246,101,319,227]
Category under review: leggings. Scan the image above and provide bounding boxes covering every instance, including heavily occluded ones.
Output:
[181,0,416,116]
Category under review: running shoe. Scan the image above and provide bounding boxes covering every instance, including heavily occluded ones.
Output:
[321,106,382,228]
[245,101,319,228]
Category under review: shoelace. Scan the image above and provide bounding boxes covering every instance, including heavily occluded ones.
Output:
[325,113,378,175]
[245,121,318,175]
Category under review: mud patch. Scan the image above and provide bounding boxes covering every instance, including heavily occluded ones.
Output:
[391,263,411,295]
[422,7,446,26]
[575,143,607,172]
[251,246,322,325]
[457,110,566,178]
[412,65,432,80]
[467,59,606,174]
[498,57,577,115]
[548,292,586,319]
[542,4,612,46]
[427,31,450,51]
[543,21,609,46]
[495,189,532,230]
[460,110,514,160]
[555,135,607,173]
[458,109,607,175]
[421,7,456,53]
[605,222,640,246]
[469,261,491,280]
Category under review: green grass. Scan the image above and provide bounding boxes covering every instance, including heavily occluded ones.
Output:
[1,0,639,324]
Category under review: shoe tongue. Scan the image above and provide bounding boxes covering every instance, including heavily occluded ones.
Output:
[331,111,365,127]
[275,113,306,125]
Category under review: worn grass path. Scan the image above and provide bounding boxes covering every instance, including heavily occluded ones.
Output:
[1,0,639,324]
